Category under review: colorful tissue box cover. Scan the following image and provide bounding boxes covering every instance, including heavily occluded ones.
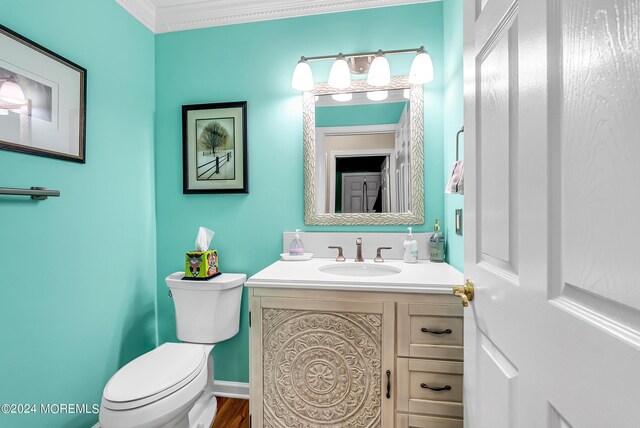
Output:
[184,250,218,278]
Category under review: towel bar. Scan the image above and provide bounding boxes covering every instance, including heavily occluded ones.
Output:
[456,126,464,161]
[0,187,60,200]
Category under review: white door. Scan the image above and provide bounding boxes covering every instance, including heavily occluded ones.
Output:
[381,156,391,212]
[464,0,640,427]
[342,173,381,213]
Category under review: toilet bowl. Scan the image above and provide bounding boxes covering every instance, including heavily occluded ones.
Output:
[99,272,245,428]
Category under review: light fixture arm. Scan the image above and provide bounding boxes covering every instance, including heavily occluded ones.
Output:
[303,46,426,62]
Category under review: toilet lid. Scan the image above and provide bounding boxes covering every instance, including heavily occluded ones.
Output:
[103,343,206,404]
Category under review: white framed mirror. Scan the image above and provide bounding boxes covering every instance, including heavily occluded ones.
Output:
[304,76,424,225]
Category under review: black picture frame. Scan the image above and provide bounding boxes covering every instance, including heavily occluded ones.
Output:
[182,102,248,194]
[0,24,87,163]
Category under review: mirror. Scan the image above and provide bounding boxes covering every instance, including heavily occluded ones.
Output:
[304,76,424,225]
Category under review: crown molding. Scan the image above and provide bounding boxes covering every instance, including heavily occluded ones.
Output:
[115,0,438,34]
[115,0,156,32]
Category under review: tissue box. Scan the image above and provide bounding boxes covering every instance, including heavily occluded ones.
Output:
[184,250,219,278]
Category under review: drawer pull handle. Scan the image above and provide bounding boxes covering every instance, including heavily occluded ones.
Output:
[420,327,452,335]
[420,383,452,392]
[386,370,391,399]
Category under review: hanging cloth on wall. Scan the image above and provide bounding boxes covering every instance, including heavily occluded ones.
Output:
[445,160,464,195]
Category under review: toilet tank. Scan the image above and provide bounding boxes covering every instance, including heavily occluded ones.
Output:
[165,272,246,344]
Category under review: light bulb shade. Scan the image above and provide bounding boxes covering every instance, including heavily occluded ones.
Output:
[291,58,314,91]
[403,88,410,99]
[367,52,390,86]
[409,49,434,84]
[0,81,26,105]
[366,90,388,101]
[331,93,352,102]
[328,54,351,89]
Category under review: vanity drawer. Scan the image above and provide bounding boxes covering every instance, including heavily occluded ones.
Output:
[410,316,463,346]
[396,358,463,418]
[397,302,463,360]
[396,413,463,428]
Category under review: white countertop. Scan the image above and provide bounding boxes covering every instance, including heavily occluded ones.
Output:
[246,258,464,294]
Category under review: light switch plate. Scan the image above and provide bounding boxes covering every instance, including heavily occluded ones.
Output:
[455,209,463,235]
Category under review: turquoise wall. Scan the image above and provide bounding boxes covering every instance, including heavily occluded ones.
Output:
[155,3,445,383]
[316,101,407,127]
[443,0,464,271]
[0,1,156,427]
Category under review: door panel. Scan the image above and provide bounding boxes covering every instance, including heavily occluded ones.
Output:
[478,13,519,275]
[252,298,395,427]
[548,405,573,428]
[476,331,518,428]
[551,0,640,310]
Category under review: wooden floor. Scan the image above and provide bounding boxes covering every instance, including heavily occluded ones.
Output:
[211,397,250,428]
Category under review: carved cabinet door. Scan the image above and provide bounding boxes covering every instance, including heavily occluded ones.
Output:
[250,297,395,428]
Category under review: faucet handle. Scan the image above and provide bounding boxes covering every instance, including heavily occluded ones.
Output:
[328,246,346,262]
[374,247,392,263]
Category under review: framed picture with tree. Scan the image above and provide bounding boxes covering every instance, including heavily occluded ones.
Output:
[182,101,248,194]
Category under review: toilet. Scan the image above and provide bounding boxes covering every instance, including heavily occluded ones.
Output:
[98,272,245,428]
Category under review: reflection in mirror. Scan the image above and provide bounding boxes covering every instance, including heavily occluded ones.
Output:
[303,77,424,226]
[314,89,411,214]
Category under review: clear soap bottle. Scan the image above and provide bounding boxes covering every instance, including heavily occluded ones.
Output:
[289,229,305,256]
[429,219,445,263]
[403,227,419,263]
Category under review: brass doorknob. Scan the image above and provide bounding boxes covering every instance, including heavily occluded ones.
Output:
[452,279,474,307]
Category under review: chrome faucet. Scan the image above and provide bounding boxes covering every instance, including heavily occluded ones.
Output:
[355,238,364,262]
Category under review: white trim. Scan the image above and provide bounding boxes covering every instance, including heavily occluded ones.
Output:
[114,0,156,32]
[212,380,250,399]
[318,124,398,137]
[115,0,439,34]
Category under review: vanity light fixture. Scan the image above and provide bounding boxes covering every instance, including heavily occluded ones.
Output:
[0,78,27,105]
[291,57,314,91]
[328,53,351,89]
[331,93,352,102]
[409,46,434,84]
[291,46,433,91]
[366,90,388,101]
[367,50,390,86]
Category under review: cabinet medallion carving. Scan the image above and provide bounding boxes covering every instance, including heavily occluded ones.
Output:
[263,309,382,427]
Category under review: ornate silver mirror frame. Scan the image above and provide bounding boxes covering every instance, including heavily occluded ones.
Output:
[303,76,425,225]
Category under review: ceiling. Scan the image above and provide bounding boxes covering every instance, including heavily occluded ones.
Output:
[115,0,435,33]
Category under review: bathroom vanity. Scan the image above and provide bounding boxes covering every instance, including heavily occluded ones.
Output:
[246,257,464,428]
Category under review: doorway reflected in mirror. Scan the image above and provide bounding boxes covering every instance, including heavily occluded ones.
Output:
[315,89,412,215]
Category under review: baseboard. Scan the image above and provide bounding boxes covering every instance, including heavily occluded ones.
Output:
[212,380,250,399]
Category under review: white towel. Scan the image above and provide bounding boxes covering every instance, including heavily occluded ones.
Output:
[445,160,464,195]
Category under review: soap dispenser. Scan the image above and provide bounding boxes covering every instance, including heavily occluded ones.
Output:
[429,219,445,262]
[403,227,418,263]
[289,229,305,256]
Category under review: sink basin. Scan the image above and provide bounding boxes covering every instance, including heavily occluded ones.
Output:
[319,263,401,277]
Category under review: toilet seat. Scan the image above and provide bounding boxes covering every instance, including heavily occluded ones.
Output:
[102,343,207,411]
